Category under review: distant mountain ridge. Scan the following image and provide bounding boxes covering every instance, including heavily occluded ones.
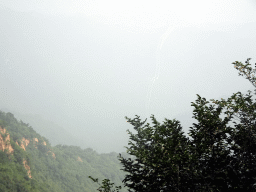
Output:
[0,110,128,192]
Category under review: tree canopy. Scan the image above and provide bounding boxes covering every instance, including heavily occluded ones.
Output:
[91,58,256,191]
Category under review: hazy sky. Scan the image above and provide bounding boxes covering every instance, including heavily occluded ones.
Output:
[1,0,256,153]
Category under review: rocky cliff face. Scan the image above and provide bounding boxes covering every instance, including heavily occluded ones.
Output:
[0,126,14,154]
[16,137,30,151]
[77,156,83,162]
[23,159,32,178]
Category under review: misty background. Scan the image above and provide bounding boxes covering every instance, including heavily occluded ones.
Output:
[1,0,256,153]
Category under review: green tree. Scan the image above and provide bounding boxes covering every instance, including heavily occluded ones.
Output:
[209,58,256,190]
[119,115,192,191]
[92,58,256,191]
[188,94,236,191]
[119,96,236,191]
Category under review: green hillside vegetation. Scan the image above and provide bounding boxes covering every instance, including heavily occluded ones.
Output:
[0,111,128,192]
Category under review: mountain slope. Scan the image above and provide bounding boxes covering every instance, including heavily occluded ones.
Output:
[0,108,91,150]
[0,110,127,191]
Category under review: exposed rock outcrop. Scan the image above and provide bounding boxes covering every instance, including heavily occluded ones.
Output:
[47,150,56,159]
[52,152,56,159]
[23,159,32,178]
[16,137,30,151]
[33,138,38,148]
[77,156,83,162]
[0,126,14,154]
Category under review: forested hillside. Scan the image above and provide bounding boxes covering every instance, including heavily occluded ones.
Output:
[0,111,127,191]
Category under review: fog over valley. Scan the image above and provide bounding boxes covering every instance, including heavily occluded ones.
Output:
[1,0,256,153]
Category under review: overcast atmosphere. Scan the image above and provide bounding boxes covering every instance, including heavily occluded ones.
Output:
[1,0,256,153]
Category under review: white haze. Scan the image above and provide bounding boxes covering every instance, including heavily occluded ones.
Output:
[0,0,256,153]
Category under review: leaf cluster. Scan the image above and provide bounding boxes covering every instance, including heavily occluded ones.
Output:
[89,176,122,192]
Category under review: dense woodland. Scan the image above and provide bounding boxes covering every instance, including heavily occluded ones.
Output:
[0,111,128,191]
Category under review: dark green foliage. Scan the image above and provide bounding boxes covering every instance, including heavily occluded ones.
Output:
[89,176,122,192]
[185,95,232,191]
[119,115,191,191]
[92,58,256,191]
